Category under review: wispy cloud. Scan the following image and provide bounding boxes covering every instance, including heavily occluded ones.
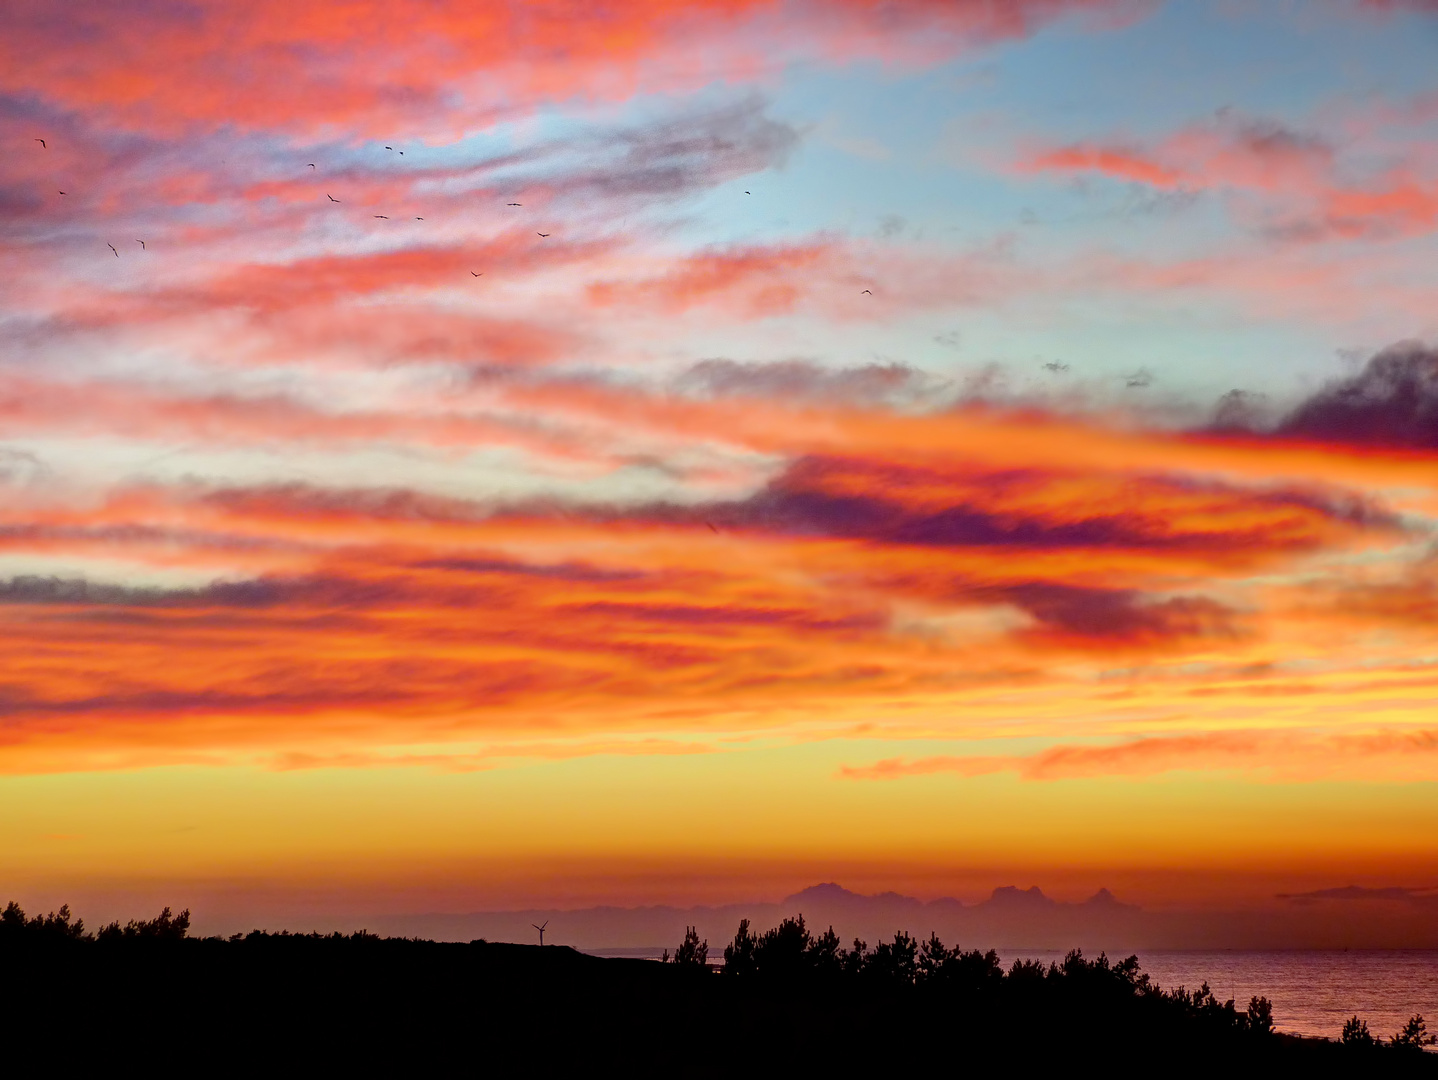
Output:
[0,1,1435,813]
[840,728,1438,783]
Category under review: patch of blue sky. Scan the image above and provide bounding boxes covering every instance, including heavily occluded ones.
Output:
[992,1,1438,129]
[356,4,1434,408]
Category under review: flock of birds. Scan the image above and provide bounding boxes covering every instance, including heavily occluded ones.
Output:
[36,137,554,277]
[31,136,1108,381]
[40,136,149,252]
[31,136,887,298]
[33,134,1099,380]
[28,136,1114,390]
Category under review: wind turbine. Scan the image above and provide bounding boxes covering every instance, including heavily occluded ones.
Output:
[533,920,548,946]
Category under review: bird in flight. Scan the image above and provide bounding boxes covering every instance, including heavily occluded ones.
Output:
[107,243,118,257]
[415,217,424,220]
[374,215,389,219]
[507,202,522,206]
[35,138,46,149]
[135,239,145,250]
[861,289,872,295]
[705,521,719,534]
[327,194,340,202]
[307,163,316,169]
[57,190,66,195]
[1042,361,1069,373]
[384,146,393,150]
[536,232,550,237]
[471,271,482,277]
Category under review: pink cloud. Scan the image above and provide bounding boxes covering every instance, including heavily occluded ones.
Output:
[0,1,1135,138]
[1021,112,1438,242]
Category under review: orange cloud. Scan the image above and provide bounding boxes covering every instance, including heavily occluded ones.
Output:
[841,728,1438,783]
[0,370,1427,777]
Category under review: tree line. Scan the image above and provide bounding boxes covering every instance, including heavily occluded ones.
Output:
[665,914,1436,1053]
[4,899,1434,1059]
[1,900,189,943]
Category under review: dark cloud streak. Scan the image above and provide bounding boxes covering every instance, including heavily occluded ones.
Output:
[1277,341,1438,449]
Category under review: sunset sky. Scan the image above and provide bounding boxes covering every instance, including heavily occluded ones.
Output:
[2,0,1437,929]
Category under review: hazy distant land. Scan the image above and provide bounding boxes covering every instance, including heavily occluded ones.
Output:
[363,881,1438,953]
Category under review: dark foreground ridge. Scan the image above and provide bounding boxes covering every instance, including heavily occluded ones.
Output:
[3,902,1434,1073]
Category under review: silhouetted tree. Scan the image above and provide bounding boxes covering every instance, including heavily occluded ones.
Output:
[722,918,757,977]
[918,932,949,983]
[864,930,917,987]
[806,924,843,979]
[1390,1014,1436,1051]
[1111,954,1150,993]
[672,925,708,969]
[1007,957,1048,983]
[0,901,88,944]
[1245,996,1274,1035]
[96,906,190,942]
[842,938,867,978]
[754,915,811,980]
[1341,1015,1378,1048]
[916,933,1003,993]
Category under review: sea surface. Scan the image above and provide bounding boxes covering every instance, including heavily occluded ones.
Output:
[587,947,1438,1042]
[1124,950,1438,1042]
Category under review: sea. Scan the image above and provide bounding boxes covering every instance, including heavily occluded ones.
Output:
[586,947,1438,1042]
[1124,950,1438,1042]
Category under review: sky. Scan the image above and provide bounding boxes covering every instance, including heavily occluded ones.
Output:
[2,0,1438,931]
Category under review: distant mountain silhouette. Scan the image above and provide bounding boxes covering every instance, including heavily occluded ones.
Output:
[986,885,1055,910]
[357,881,1438,953]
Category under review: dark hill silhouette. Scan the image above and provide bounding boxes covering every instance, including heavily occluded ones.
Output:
[3,900,1435,1072]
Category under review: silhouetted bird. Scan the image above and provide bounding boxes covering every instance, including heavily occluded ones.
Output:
[861,289,872,295]
[384,146,393,150]
[507,202,522,206]
[705,521,719,533]
[537,232,550,237]
[744,191,750,194]
[471,272,482,277]
[416,217,424,220]
[374,215,389,219]
[107,244,118,257]
[135,240,145,250]
[327,194,340,202]
[35,139,46,149]
[308,163,316,169]
[1042,361,1069,373]
[58,191,65,195]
